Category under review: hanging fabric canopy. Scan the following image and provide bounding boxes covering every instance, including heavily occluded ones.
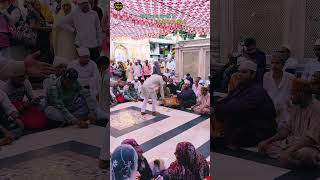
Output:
[110,0,210,39]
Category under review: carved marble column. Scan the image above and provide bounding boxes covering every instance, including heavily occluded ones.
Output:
[282,0,306,62]
[218,0,234,63]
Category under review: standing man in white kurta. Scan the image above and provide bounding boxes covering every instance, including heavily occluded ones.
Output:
[141,74,166,116]
[56,0,102,63]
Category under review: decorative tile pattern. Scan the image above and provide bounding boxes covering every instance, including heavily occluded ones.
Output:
[110,106,169,137]
[111,108,154,130]
[0,141,109,180]
[0,152,107,180]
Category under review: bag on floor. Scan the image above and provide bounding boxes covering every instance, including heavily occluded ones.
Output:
[13,101,47,129]
[116,94,125,103]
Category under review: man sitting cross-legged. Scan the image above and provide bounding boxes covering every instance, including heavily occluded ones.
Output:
[259,79,320,167]
[215,60,277,149]
[0,90,24,146]
[45,68,97,128]
[124,80,139,102]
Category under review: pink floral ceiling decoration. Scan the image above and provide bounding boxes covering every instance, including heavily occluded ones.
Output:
[110,0,210,40]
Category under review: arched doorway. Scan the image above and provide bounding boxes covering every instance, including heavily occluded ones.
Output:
[114,44,128,62]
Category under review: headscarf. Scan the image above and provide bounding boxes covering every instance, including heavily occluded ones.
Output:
[61,0,71,6]
[121,139,143,156]
[168,142,209,180]
[111,144,138,180]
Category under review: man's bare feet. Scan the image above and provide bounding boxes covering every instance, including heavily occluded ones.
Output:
[141,112,146,115]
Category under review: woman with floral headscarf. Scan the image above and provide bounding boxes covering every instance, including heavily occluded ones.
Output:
[121,139,153,180]
[168,142,210,180]
[111,144,139,180]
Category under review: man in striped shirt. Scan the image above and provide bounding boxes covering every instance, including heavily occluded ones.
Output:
[45,68,97,128]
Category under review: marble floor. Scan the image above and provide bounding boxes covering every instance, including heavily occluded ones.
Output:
[0,124,108,180]
[110,102,211,169]
[212,143,320,180]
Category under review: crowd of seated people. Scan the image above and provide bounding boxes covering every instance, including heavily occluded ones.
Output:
[109,57,211,115]
[111,139,210,180]
[0,0,107,146]
[213,37,320,168]
[0,47,109,146]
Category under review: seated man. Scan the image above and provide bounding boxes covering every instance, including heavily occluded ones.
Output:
[0,76,46,129]
[192,86,210,114]
[68,48,101,99]
[177,80,197,109]
[124,81,139,102]
[192,77,203,97]
[186,73,194,87]
[43,56,68,95]
[215,61,277,149]
[45,68,97,128]
[259,79,320,167]
[157,81,171,99]
[132,76,142,95]
[0,90,24,146]
[311,71,320,100]
[167,78,178,94]
[110,84,125,103]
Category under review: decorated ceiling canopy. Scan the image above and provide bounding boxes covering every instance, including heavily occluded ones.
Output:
[110,0,210,39]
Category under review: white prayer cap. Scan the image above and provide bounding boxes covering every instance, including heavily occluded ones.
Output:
[315,39,320,46]
[281,44,291,51]
[183,75,187,80]
[238,60,257,72]
[78,0,88,3]
[184,79,191,85]
[237,56,247,65]
[53,56,68,66]
[134,76,138,80]
[163,73,170,77]
[199,80,204,84]
[77,48,90,57]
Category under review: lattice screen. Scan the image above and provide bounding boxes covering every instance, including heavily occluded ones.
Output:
[304,0,320,58]
[232,0,285,55]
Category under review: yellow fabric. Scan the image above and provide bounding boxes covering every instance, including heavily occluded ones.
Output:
[52,10,65,50]
[40,3,54,23]
[61,0,71,6]
[40,2,54,48]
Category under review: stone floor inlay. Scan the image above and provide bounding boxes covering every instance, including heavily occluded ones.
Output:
[0,151,107,180]
[110,108,154,130]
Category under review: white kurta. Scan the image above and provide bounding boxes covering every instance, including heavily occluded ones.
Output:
[302,59,320,80]
[133,64,142,78]
[141,74,164,99]
[192,84,203,97]
[166,60,176,72]
[56,7,102,48]
[0,89,17,116]
[132,80,142,94]
[68,60,101,97]
[127,65,134,81]
[263,71,295,127]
